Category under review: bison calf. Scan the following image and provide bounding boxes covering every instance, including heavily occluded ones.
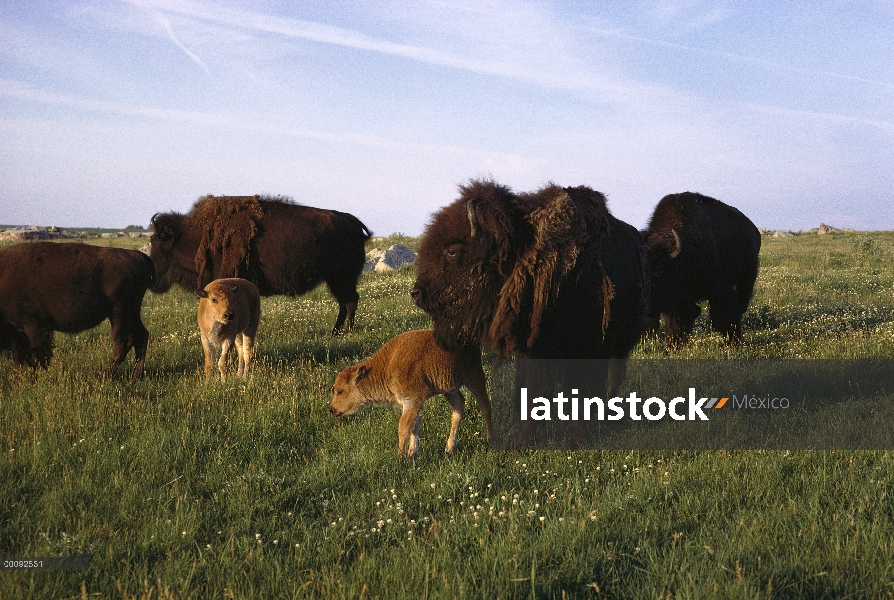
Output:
[196,278,261,381]
[0,242,153,380]
[330,330,494,458]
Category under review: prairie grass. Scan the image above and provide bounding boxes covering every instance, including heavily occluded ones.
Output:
[1,232,893,598]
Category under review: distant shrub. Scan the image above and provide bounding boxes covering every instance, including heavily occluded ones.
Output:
[849,236,880,257]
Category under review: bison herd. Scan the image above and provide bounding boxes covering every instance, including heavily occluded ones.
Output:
[1,184,760,451]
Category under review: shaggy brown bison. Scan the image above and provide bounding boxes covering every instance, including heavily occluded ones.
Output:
[643,192,761,349]
[411,180,649,445]
[0,242,153,380]
[149,195,371,334]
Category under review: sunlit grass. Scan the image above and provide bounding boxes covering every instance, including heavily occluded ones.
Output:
[1,233,893,598]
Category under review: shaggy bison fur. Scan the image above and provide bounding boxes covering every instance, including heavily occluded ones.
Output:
[0,242,154,380]
[150,195,371,334]
[643,192,761,348]
[411,180,649,445]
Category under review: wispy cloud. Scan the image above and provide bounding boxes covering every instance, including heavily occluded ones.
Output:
[152,11,209,73]
[0,78,542,164]
[741,101,894,133]
[121,0,652,104]
[581,24,894,90]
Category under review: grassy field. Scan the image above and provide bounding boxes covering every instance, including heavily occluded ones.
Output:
[1,232,893,598]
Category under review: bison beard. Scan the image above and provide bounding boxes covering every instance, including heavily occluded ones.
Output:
[412,179,648,446]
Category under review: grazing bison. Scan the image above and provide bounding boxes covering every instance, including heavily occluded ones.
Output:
[150,195,371,334]
[411,180,649,445]
[330,329,494,458]
[642,192,761,349]
[0,242,153,380]
[196,278,261,382]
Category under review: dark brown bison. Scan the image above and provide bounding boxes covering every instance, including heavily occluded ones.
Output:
[643,192,761,349]
[0,242,153,380]
[149,195,372,334]
[411,180,649,440]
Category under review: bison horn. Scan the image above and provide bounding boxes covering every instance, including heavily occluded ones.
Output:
[150,213,159,230]
[669,229,682,259]
[467,200,478,238]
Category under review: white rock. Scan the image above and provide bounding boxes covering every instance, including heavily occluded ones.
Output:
[363,244,416,272]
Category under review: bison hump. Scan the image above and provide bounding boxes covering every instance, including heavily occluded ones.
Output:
[189,195,265,284]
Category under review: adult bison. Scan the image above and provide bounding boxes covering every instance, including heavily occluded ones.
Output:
[149,195,372,334]
[0,242,153,380]
[411,180,649,445]
[642,192,761,349]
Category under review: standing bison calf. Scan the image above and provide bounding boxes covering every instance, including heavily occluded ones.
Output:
[330,330,494,458]
[0,242,153,380]
[196,278,261,381]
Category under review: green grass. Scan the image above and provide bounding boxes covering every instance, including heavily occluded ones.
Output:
[2,233,894,598]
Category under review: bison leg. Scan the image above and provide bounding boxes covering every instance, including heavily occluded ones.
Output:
[444,390,465,452]
[243,334,255,377]
[235,333,245,377]
[129,317,149,381]
[21,323,53,369]
[107,304,145,379]
[200,333,217,381]
[397,400,424,458]
[464,364,494,446]
[217,338,233,382]
[664,304,700,350]
[235,332,254,378]
[607,358,628,398]
[327,282,360,335]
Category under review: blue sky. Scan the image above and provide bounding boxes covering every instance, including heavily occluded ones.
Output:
[1,1,892,234]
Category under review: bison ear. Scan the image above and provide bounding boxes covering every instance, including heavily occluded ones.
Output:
[354,364,369,383]
[195,289,209,299]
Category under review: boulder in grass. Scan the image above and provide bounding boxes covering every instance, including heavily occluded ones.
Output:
[817,223,842,235]
[364,244,416,272]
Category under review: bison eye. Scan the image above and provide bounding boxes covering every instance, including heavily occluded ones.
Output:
[336,389,344,395]
[212,299,217,304]
[444,244,463,261]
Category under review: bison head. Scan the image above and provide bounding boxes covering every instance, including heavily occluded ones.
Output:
[148,212,186,293]
[329,364,371,417]
[196,282,241,325]
[412,180,529,352]
[643,228,682,318]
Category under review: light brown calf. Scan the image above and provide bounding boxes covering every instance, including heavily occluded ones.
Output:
[196,278,261,381]
[330,329,494,458]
